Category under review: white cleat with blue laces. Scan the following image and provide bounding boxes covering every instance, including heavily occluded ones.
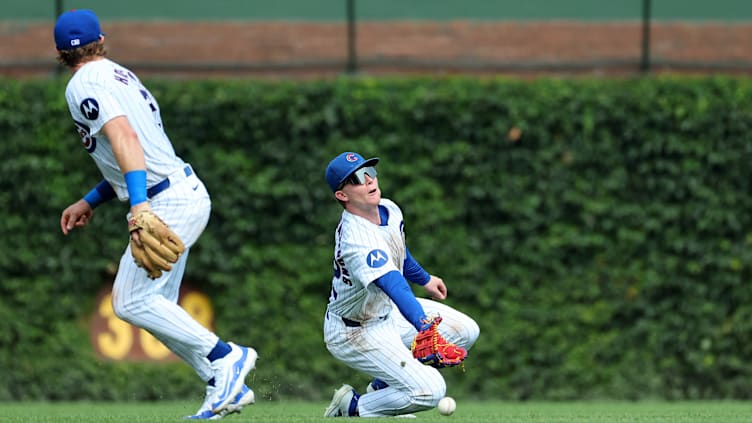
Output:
[185,384,255,420]
[209,342,258,414]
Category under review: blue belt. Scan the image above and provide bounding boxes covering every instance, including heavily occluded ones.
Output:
[326,311,387,327]
[147,166,192,199]
[342,317,361,327]
[342,315,388,327]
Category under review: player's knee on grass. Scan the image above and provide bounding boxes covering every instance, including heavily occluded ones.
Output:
[408,375,446,409]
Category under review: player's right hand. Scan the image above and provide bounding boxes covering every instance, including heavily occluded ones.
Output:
[60,199,94,235]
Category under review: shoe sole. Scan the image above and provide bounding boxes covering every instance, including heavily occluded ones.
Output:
[225,388,256,415]
[183,410,220,420]
[211,347,258,414]
[323,384,354,417]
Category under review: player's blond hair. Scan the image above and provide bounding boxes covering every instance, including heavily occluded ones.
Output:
[56,41,107,68]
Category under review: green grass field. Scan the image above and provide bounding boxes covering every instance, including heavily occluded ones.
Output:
[2,401,752,422]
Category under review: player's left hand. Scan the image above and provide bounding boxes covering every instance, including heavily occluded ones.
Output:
[423,275,447,300]
[60,199,94,235]
[127,202,152,247]
[411,316,467,368]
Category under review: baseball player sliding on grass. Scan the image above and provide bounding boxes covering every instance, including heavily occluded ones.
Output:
[323,152,480,417]
[54,10,256,420]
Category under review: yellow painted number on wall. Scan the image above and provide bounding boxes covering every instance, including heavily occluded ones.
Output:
[140,329,172,360]
[181,291,214,330]
[97,292,133,360]
[94,289,214,361]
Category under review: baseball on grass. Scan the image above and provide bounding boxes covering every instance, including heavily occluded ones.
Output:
[437,396,456,416]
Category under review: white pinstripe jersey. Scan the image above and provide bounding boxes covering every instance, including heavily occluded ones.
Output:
[327,198,407,321]
[65,58,184,201]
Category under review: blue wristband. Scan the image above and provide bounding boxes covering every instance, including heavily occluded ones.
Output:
[124,170,148,206]
[83,179,116,208]
[83,188,103,208]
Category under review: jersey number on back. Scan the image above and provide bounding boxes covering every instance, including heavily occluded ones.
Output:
[139,88,163,129]
[331,255,353,300]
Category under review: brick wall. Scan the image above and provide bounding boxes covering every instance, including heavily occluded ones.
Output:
[3,21,751,78]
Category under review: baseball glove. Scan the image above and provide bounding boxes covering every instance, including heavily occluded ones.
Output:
[411,316,467,368]
[128,210,185,279]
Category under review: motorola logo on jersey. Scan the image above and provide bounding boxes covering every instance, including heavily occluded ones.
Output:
[79,98,100,120]
[366,249,388,268]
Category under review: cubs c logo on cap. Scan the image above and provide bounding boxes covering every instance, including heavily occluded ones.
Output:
[366,249,388,268]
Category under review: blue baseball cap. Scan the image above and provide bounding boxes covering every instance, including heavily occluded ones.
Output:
[54,9,104,51]
[325,152,379,192]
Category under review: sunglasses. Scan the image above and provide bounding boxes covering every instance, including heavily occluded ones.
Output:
[339,166,378,189]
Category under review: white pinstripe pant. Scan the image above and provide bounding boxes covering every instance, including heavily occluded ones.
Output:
[324,299,479,417]
[324,312,447,417]
[112,167,218,381]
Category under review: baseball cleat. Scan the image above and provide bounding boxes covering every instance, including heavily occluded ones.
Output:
[224,384,256,414]
[324,384,359,417]
[184,408,219,420]
[185,384,255,420]
[210,342,258,414]
[185,384,217,420]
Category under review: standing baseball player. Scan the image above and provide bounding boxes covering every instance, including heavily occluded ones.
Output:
[54,10,257,419]
[323,152,480,417]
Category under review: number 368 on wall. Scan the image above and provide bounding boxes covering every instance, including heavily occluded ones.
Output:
[89,285,214,361]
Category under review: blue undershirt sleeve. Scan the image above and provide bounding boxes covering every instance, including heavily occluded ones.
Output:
[403,247,430,286]
[374,270,427,331]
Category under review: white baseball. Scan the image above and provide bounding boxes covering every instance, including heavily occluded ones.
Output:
[437,396,456,416]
